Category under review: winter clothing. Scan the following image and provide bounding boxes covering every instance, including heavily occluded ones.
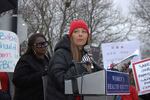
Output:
[121,85,138,100]
[0,72,11,100]
[69,19,90,37]
[46,35,76,100]
[75,96,81,100]
[46,34,101,100]
[0,72,9,92]
[12,54,49,100]
[140,93,150,100]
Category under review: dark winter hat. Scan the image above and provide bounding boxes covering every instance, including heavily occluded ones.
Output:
[68,19,90,37]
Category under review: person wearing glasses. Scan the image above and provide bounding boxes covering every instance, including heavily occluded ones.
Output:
[12,33,50,100]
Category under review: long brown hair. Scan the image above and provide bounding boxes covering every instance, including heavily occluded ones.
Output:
[70,34,91,62]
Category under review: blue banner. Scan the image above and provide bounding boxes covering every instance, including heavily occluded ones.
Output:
[106,70,130,95]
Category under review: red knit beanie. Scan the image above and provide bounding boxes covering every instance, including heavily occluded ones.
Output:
[68,19,90,37]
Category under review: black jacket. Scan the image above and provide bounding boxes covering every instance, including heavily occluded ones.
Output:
[140,93,150,100]
[46,35,101,100]
[12,54,49,100]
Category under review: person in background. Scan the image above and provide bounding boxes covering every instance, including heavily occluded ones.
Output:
[112,61,138,100]
[12,33,50,100]
[0,72,11,100]
[114,62,138,100]
[46,19,103,100]
[121,68,138,100]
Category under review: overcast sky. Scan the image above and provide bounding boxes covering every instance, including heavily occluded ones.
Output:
[113,0,131,15]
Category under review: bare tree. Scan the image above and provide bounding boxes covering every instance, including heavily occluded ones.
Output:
[60,0,134,44]
[131,0,150,58]
[18,0,133,55]
[131,0,150,43]
[19,0,59,55]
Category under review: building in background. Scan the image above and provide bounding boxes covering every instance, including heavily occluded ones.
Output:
[0,14,28,55]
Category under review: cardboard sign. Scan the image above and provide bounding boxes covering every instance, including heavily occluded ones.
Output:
[132,58,150,95]
[0,30,20,72]
[106,70,130,95]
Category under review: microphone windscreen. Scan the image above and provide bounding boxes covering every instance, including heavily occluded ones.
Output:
[84,45,91,52]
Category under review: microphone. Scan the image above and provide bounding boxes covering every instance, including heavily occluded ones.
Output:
[84,45,91,53]
[84,45,104,70]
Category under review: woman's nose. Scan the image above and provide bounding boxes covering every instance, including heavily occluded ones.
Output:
[78,31,83,36]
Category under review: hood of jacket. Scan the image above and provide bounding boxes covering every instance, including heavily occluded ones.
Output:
[54,34,71,52]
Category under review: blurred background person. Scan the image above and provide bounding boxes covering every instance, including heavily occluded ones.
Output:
[0,72,11,100]
[114,62,138,100]
[121,68,138,100]
[12,33,50,100]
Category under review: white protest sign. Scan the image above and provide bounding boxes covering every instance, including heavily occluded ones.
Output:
[132,58,150,95]
[0,30,20,72]
[101,40,141,69]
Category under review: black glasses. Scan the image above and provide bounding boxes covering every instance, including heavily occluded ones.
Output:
[34,41,48,48]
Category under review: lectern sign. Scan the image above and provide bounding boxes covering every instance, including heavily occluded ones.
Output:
[106,70,130,95]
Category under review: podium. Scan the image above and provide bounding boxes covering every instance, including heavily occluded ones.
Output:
[65,70,130,96]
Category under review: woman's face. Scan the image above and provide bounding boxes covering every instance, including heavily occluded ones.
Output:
[32,37,48,56]
[71,28,89,47]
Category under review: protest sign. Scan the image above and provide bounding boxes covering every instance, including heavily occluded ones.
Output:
[132,58,150,95]
[0,30,19,72]
[101,40,141,69]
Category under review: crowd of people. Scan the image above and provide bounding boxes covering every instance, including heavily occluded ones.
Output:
[0,19,149,100]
